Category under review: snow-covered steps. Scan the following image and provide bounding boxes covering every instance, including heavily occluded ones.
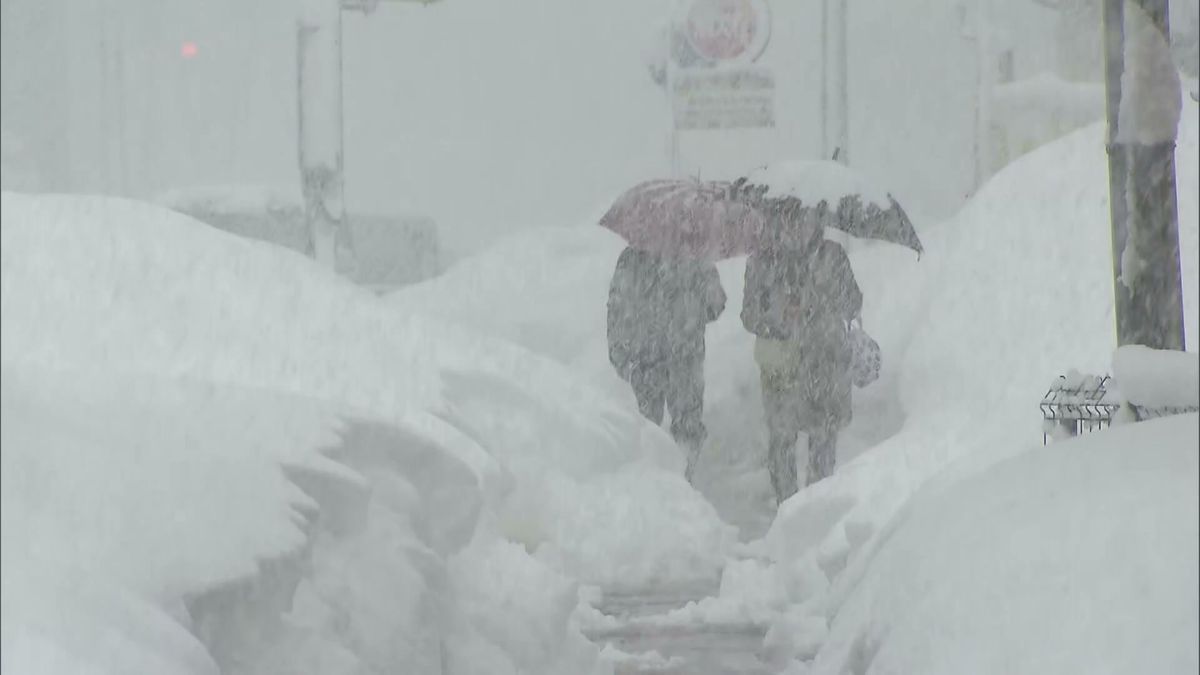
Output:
[586,585,771,675]
[594,623,771,675]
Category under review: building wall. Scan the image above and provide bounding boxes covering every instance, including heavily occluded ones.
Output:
[2,0,1078,246]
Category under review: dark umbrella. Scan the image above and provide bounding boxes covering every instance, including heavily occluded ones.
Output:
[732,160,924,256]
[599,179,765,260]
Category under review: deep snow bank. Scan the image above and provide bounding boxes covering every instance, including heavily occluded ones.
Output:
[393,225,625,367]
[752,88,1200,672]
[0,365,512,675]
[393,216,926,541]
[0,192,732,589]
[770,90,1198,549]
[1,192,733,673]
[0,367,355,674]
[808,414,1199,675]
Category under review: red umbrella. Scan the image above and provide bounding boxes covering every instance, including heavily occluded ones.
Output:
[599,179,765,260]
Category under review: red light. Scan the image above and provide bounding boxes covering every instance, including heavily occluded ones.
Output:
[180,41,198,59]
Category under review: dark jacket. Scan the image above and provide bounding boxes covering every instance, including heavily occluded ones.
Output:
[607,247,726,373]
[741,240,861,363]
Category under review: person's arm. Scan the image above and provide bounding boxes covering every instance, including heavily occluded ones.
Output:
[702,264,726,323]
[827,244,862,321]
[742,254,787,338]
[607,251,635,375]
[740,255,763,333]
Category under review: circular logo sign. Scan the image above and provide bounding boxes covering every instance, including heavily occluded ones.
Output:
[683,0,771,64]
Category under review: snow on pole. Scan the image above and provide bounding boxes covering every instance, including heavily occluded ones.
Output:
[1117,1,1182,146]
[1112,344,1199,411]
[297,0,346,269]
[1103,0,1134,348]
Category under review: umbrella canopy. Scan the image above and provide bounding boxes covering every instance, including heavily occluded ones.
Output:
[733,160,924,256]
[599,179,765,260]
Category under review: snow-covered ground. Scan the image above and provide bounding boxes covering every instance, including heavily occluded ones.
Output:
[794,412,1198,675]
[721,93,1199,673]
[0,192,734,673]
[1,367,359,674]
[393,91,1200,671]
[2,79,1196,675]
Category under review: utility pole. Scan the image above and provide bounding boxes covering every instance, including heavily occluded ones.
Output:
[971,0,994,189]
[1102,0,1186,350]
[1102,0,1133,347]
[297,0,441,269]
[822,0,849,164]
[667,41,682,178]
[297,0,346,268]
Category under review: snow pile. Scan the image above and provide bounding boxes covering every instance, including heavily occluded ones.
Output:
[599,644,685,672]
[154,185,312,260]
[1,367,351,597]
[1118,3,1183,144]
[154,184,304,215]
[739,160,893,209]
[384,81,1198,669]
[1,368,474,674]
[392,225,776,537]
[1112,345,1200,409]
[1,192,733,673]
[806,414,1199,675]
[990,73,1104,170]
[391,182,927,543]
[752,86,1200,671]
[393,225,627,368]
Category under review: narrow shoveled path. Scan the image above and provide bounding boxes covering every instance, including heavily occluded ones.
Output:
[585,582,772,675]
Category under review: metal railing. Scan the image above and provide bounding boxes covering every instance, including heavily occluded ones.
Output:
[1040,372,1199,445]
[1040,374,1121,444]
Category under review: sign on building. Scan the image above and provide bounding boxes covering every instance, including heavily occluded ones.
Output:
[669,0,775,131]
[672,68,775,130]
[682,0,772,64]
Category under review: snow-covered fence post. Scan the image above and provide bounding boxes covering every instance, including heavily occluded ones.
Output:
[1104,0,1187,350]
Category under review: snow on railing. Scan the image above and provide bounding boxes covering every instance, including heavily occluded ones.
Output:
[1040,370,1122,444]
[1041,347,1200,445]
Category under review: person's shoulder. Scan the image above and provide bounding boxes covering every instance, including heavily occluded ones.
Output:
[616,246,652,269]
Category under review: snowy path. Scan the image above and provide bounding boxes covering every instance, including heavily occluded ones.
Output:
[586,583,771,674]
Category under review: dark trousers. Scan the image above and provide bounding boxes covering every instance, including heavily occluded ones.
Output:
[628,353,707,475]
[759,362,849,504]
[765,414,837,505]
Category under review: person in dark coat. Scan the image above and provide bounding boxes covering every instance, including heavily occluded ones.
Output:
[741,211,862,503]
[607,246,726,480]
